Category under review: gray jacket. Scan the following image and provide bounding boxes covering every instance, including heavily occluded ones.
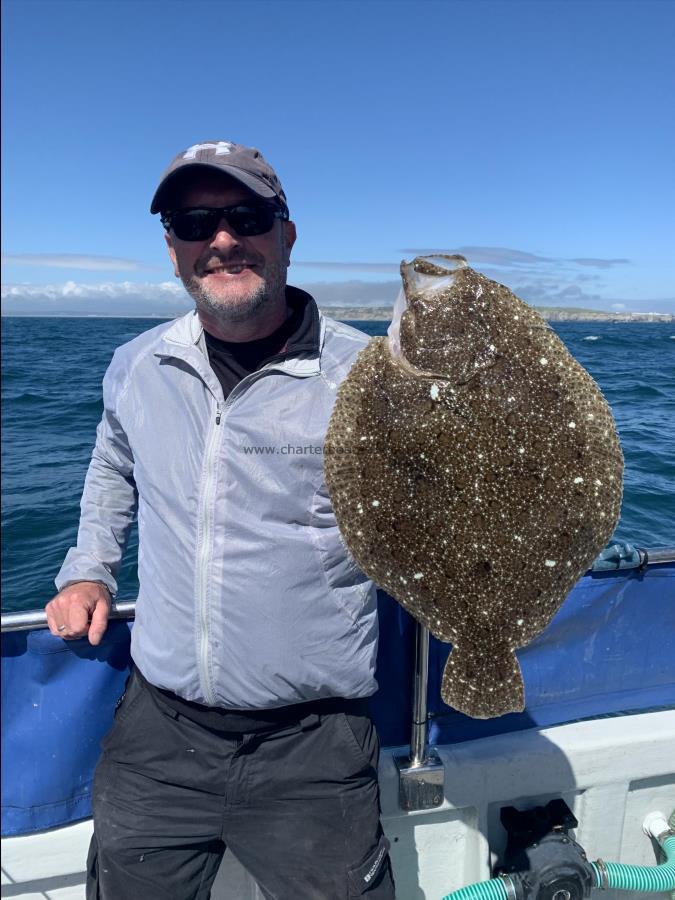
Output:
[56,307,379,708]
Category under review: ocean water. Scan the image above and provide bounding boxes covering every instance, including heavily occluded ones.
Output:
[2,317,674,613]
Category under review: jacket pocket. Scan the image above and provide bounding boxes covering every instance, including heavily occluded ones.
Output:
[310,478,376,632]
[310,479,365,585]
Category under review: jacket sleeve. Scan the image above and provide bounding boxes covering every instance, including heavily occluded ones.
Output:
[55,351,137,598]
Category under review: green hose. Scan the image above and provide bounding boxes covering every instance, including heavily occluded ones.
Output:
[590,835,675,893]
[441,877,508,900]
[442,835,675,900]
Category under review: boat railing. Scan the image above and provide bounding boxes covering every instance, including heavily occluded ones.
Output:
[2,544,673,811]
[3,545,673,635]
[0,599,137,633]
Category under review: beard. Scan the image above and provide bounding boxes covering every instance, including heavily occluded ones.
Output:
[182,257,289,325]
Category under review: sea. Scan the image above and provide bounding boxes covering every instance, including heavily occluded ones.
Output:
[2,317,674,613]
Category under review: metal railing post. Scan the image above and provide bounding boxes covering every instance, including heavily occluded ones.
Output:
[410,623,431,766]
[395,621,445,810]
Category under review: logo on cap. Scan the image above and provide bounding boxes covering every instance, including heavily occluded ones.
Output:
[182,142,233,160]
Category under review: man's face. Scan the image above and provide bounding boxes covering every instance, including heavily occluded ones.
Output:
[164,172,296,323]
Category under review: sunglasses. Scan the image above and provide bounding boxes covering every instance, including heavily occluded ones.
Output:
[161,203,289,241]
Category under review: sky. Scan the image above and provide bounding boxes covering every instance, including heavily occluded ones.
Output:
[2,0,674,316]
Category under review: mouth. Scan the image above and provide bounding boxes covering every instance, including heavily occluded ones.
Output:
[400,254,467,295]
[202,262,257,276]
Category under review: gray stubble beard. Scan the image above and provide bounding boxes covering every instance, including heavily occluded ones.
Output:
[183,260,289,325]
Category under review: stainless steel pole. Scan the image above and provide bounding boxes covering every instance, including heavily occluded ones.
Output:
[1,600,137,633]
[409,622,430,767]
[394,619,444,809]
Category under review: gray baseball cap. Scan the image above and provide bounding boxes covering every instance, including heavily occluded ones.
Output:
[150,140,288,214]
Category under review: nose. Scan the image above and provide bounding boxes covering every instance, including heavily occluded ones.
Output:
[208,216,244,250]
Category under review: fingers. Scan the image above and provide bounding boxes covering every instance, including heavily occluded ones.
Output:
[88,599,110,646]
[45,582,111,643]
[46,599,90,639]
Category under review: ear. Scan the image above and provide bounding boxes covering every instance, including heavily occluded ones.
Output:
[283,220,297,266]
[164,232,180,278]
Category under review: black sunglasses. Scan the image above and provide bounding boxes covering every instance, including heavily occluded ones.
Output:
[161,203,289,241]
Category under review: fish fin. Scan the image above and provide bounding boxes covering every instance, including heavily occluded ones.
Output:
[440,645,525,719]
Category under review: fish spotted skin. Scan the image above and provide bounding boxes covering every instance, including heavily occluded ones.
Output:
[324,257,624,719]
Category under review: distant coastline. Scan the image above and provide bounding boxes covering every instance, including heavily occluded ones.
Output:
[2,307,673,323]
[322,306,675,323]
[0,314,176,319]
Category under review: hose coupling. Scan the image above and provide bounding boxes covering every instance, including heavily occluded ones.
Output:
[593,859,610,890]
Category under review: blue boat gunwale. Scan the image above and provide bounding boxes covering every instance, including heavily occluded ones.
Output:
[2,549,674,837]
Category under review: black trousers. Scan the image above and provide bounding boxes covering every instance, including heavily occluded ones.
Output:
[87,670,395,899]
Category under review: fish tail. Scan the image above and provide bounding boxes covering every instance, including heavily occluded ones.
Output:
[440,645,525,719]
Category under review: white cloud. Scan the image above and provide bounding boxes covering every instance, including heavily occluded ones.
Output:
[1,281,185,299]
[399,246,633,271]
[1,281,192,316]
[1,277,672,317]
[0,278,402,314]
[298,280,400,307]
[400,246,560,266]
[2,253,155,272]
[293,261,400,274]
[570,258,630,269]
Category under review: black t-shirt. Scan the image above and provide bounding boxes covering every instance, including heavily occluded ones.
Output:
[204,285,320,401]
[142,285,323,727]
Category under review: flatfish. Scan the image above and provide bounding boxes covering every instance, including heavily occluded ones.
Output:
[324,255,624,718]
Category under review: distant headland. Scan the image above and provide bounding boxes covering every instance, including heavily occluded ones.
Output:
[2,307,673,323]
[321,306,675,323]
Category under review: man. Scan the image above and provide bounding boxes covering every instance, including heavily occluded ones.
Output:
[46,141,395,899]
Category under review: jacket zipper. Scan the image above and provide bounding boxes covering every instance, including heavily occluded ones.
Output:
[196,364,311,704]
[196,400,222,705]
[196,371,295,701]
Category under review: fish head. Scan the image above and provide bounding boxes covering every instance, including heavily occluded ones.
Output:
[400,254,469,296]
[388,254,518,384]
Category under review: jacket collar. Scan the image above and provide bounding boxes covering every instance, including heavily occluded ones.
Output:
[156,308,326,377]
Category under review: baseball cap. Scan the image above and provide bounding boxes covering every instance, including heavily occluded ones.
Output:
[150,141,288,214]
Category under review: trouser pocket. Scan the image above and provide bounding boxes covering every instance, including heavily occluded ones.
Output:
[337,710,379,772]
[348,834,394,897]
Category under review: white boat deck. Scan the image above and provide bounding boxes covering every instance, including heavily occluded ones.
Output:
[3,709,673,899]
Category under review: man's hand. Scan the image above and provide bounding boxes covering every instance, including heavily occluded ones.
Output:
[46,582,112,645]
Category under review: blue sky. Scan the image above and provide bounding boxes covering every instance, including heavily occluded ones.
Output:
[2,0,674,315]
